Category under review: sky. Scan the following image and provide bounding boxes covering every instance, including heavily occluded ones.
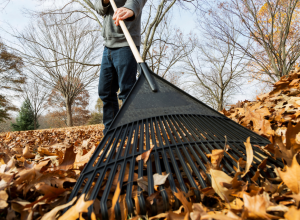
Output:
[0,0,260,114]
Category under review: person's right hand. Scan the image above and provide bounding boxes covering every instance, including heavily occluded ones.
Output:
[113,7,134,26]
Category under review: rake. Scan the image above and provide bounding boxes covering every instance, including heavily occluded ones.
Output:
[64,1,284,219]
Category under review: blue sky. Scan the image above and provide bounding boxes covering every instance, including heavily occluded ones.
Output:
[0,0,259,113]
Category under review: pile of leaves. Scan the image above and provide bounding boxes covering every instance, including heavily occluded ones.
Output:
[0,125,104,219]
[221,67,300,142]
[2,121,300,219]
[2,68,300,220]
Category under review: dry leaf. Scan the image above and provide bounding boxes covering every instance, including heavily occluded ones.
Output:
[277,153,300,193]
[41,197,77,220]
[208,149,224,169]
[285,206,300,220]
[109,182,121,220]
[190,203,207,220]
[136,146,154,164]
[174,189,193,213]
[0,190,8,209]
[23,146,35,159]
[153,173,169,186]
[58,194,94,220]
[242,137,253,177]
[57,145,76,171]
[243,193,279,219]
[137,177,148,192]
[210,169,234,201]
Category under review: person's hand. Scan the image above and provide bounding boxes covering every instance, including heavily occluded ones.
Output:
[113,8,134,26]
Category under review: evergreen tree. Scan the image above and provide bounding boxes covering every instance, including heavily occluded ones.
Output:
[11,98,38,131]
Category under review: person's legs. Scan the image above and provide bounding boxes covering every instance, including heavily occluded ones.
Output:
[98,47,119,135]
[111,46,139,103]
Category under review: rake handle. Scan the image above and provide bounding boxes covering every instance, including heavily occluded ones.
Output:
[109,0,158,92]
[110,0,143,63]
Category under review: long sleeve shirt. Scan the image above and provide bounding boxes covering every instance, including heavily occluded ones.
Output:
[94,0,147,48]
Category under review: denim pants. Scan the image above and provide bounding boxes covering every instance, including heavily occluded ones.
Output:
[98,46,138,134]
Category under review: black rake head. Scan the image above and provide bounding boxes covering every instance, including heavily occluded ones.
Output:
[65,67,283,219]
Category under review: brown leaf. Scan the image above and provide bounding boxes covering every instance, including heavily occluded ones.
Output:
[263,179,278,193]
[202,211,242,220]
[38,147,57,157]
[153,173,169,186]
[137,177,148,192]
[136,146,154,164]
[243,193,279,219]
[174,189,193,213]
[0,190,8,209]
[286,121,300,151]
[41,197,77,220]
[25,182,66,207]
[0,173,14,191]
[278,153,300,193]
[190,203,207,220]
[22,145,35,159]
[109,182,121,220]
[14,160,50,186]
[207,149,224,169]
[74,145,96,168]
[242,137,253,177]
[285,206,300,220]
[56,145,76,171]
[210,169,234,201]
[58,194,94,220]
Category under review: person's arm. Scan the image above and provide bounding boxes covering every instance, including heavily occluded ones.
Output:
[94,0,111,16]
[113,0,147,25]
[122,0,147,20]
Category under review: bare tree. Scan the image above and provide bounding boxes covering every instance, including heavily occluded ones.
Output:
[13,14,101,126]
[184,25,249,111]
[0,0,10,10]
[33,0,200,61]
[20,78,50,129]
[202,0,300,83]
[144,15,195,85]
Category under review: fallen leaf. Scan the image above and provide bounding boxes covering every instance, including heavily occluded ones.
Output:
[136,146,154,164]
[277,153,300,193]
[190,203,207,220]
[0,190,8,209]
[153,173,169,186]
[74,145,96,168]
[14,160,50,186]
[58,194,94,220]
[243,193,279,219]
[242,137,253,177]
[137,177,148,192]
[286,121,300,151]
[208,149,224,169]
[23,145,35,159]
[109,182,121,220]
[56,145,76,171]
[174,189,193,213]
[210,169,234,201]
[25,182,66,207]
[41,196,77,220]
[285,206,300,220]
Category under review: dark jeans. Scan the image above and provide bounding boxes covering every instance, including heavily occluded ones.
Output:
[98,46,138,135]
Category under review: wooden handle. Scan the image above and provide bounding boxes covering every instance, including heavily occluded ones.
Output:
[110,0,143,63]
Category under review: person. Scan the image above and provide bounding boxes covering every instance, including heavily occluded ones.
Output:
[95,0,146,135]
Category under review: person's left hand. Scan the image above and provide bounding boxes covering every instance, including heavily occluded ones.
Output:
[113,8,134,26]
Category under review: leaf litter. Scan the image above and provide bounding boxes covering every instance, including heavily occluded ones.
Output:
[1,70,300,219]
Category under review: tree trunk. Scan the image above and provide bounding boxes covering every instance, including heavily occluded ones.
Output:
[218,92,224,111]
[66,101,73,126]
[34,115,37,130]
